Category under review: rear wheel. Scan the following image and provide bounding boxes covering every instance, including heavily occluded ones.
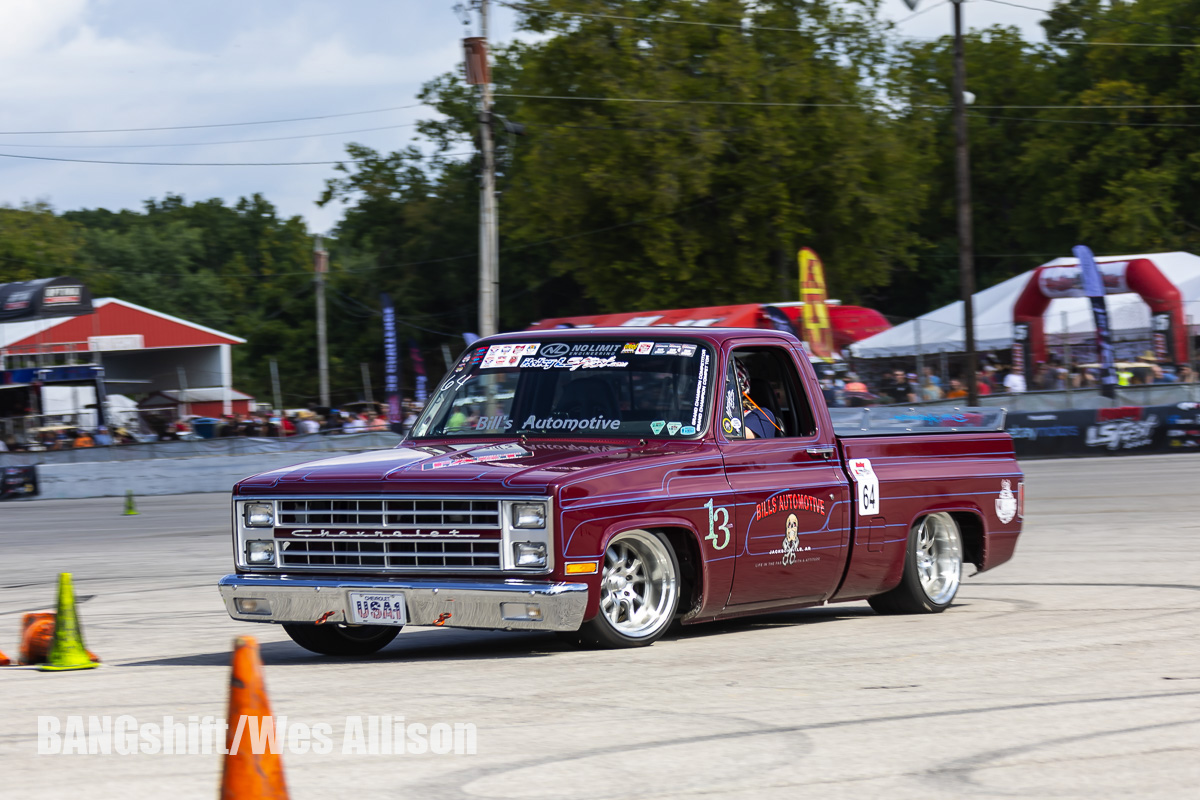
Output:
[868,512,962,615]
[579,530,679,648]
[282,623,400,656]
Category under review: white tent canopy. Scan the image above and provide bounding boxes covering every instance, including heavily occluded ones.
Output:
[849,251,1200,359]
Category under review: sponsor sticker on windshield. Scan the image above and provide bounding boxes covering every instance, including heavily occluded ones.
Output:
[651,343,695,357]
[519,355,630,371]
[481,343,540,368]
[691,349,711,428]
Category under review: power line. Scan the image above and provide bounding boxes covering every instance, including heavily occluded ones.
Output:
[497,91,1200,111]
[498,1,874,35]
[0,123,420,150]
[980,0,1200,33]
[497,92,873,108]
[0,103,424,137]
[895,0,951,26]
[0,150,475,167]
[970,113,1200,128]
[502,0,1200,47]
[1053,40,1200,48]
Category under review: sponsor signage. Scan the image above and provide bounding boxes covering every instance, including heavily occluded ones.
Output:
[0,465,38,501]
[0,277,93,322]
[1038,260,1130,298]
[1004,404,1200,457]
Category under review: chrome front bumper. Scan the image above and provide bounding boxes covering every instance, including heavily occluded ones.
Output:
[218,574,589,632]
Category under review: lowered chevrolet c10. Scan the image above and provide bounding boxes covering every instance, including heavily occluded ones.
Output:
[219,327,1023,653]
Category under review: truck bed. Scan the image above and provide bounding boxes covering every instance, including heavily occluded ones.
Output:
[830,406,1007,437]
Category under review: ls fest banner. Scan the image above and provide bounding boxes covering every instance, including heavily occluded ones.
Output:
[1007,403,1200,457]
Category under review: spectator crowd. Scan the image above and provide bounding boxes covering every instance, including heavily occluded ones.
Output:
[0,401,425,452]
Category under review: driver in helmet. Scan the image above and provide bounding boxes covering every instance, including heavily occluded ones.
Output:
[734,359,781,439]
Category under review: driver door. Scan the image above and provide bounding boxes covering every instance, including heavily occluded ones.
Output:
[719,342,851,610]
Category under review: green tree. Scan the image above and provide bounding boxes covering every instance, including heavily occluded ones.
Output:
[0,202,86,283]
[492,0,929,309]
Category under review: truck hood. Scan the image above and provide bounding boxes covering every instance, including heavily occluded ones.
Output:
[235,439,711,496]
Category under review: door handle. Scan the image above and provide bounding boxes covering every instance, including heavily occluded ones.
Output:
[806,445,836,460]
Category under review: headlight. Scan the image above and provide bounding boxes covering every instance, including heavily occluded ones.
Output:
[246,540,276,565]
[244,502,274,528]
[513,542,548,568]
[511,502,546,529]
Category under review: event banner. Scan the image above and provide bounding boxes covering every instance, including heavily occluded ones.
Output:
[380,293,401,430]
[1007,403,1200,458]
[1074,245,1119,399]
[0,465,38,500]
[0,277,93,322]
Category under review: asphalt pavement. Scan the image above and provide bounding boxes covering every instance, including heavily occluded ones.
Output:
[0,455,1197,799]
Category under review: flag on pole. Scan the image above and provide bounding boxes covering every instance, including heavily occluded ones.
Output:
[381,293,402,423]
[410,340,428,405]
[1073,245,1118,399]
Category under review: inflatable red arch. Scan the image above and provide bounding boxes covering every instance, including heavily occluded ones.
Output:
[1011,257,1187,374]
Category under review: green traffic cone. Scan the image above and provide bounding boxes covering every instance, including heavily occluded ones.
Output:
[39,573,99,672]
[123,490,138,516]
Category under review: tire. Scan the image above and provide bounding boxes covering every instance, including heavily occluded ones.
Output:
[868,512,963,615]
[282,623,401,656]
[579,530,680,648]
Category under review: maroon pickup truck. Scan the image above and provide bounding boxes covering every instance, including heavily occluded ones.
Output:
[219,328,1023,654]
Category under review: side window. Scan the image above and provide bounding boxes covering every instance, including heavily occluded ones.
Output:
[721,356,746,438]
[729,347,817,439]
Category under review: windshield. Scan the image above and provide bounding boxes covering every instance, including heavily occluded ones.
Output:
[412,339,714,439]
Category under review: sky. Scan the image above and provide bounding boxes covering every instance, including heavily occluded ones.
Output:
[0,0,1055,234]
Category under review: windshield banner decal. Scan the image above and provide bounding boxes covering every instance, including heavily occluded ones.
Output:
[519,355,630,371]
[521,415,621,432]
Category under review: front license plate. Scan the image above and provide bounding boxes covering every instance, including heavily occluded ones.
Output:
[348,592,408,626]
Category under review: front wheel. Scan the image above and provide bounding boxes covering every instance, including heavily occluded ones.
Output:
[579,530,680,648]
[282,623,400,656]
[868,512,963,615]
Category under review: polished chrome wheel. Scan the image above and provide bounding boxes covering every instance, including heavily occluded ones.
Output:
[868,512,964,615]
[914,513,962,605]
[597,531,679,641]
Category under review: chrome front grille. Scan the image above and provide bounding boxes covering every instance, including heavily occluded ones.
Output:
[278,539,501,570]
[277,498,500,528]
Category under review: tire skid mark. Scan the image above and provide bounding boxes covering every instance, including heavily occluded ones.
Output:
[923,717,1200,795]
[413,689,1200,800]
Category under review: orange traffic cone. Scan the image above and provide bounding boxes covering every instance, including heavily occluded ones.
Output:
[20,612,101,666]
[0,650,9,666]
[220,636,289,800]
[20,612,56,665]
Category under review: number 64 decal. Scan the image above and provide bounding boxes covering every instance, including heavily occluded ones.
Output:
[704,498,732,550]
[848,458,880,516]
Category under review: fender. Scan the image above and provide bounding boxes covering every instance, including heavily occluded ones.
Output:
[572,514,712,623]
[904,503,989,574]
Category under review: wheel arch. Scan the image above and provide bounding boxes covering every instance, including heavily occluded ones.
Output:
[598,517,707,623]
[904,505,985,571]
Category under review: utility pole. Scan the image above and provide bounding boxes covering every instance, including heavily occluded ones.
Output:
[176,366,190,418]
[952,0,978,405]
[465,0,499,337]
[269,358,283,413]
[361,362,374,404]
[314,235,330,409]
[903,0,977,404]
